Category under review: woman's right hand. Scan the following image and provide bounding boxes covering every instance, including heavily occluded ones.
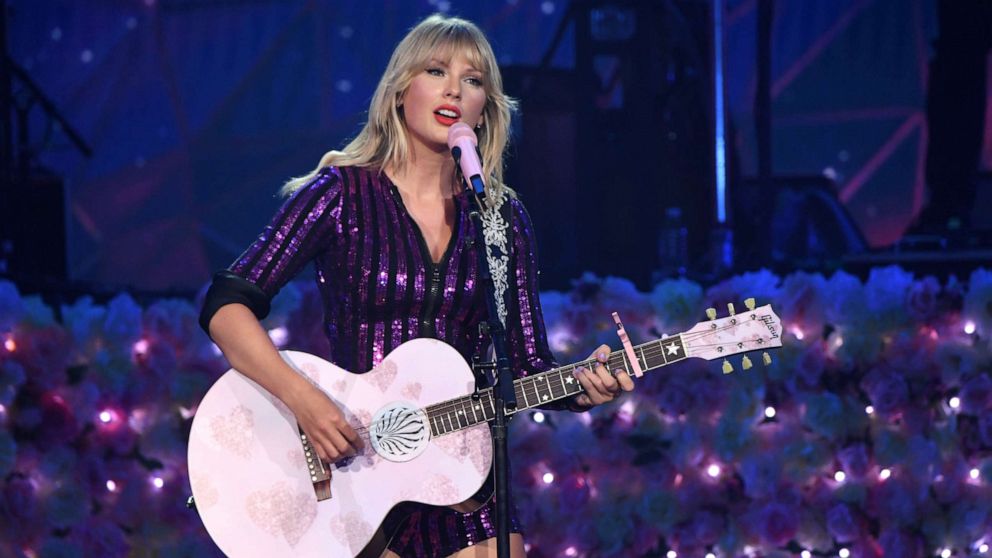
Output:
[286,384,364,464]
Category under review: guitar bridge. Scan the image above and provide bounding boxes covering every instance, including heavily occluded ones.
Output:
[300,429,332,501]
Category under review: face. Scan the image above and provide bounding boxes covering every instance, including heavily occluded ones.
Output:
[399,51,487,156]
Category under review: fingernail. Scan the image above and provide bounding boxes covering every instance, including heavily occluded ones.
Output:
[597,352,607,361]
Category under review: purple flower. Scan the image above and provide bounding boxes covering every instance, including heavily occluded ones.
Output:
[69,517,130,558]
[755,501,799,546]
[826,503,859,542]
[960,373,992,413]
[905,276,940,322]
[802,393,845,440]
[878,528,923,558]
[103,293,142,345]
[0,280,24,331]
[739,452,782,499]
[838,444,870,479]
[861,367,909,416]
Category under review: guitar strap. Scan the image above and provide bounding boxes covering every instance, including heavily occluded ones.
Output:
[478,189,511,330]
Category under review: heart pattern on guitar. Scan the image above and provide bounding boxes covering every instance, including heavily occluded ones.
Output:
[365,360,399,392]
[245,481,318,547]
[209,405,254,458]
[401,381,423,400]
[434,426,492,477]
[328,511,375,554]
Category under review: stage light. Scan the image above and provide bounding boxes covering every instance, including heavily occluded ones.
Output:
[970,468,980,481]
[151,476,165,489]
[834,471,846,483]
[764,406,776,419]
[940,549,951,558]
[106,480,117,492]
[879,468,892,480]
[542,472,554,484]
[532,411,545,424]
[949,397,961,410]
[707,464,721,478]
[979,543,989,553]
[839,548,850,558]
[964,321,977,334]
[865,405,874,415]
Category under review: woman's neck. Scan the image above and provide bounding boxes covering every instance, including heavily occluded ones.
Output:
[386,148,459,201]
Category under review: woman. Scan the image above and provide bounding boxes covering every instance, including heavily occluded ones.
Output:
[199,14,634,558]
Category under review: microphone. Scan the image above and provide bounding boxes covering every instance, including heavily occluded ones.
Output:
[447,122,486,197]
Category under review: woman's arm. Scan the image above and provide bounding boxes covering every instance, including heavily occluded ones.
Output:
[207,303,362,462]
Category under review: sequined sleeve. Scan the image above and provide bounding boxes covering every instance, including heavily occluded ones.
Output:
[228,167,343,299]
[505,197,579,411]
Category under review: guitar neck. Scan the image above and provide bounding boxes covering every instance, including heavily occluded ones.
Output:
[423,335,687,437]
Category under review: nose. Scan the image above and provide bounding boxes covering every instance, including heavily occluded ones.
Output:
[444,76,461,99]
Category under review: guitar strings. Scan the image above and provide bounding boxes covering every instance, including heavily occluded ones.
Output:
[319,316,773,440]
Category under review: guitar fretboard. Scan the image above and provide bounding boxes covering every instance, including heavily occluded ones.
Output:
[424,334,688,437]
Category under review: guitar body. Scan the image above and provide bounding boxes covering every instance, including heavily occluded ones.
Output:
[187,338,494,557]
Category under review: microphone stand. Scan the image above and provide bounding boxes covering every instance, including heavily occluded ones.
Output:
[455,149,517,558]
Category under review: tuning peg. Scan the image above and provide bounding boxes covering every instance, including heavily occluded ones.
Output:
[706,308,717,320]
[722,359,733,374]
[742,355,753,370]
[762,352,772,366]
[727,302,736,316]
[745,298,756,311]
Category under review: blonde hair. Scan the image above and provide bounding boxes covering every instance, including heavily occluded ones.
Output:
[282,14,517,200]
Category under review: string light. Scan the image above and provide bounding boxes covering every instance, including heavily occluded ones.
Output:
[151,476,165,489]
[801,551,812,558]
[268,326,289,347]
[791,326,805,340]
[839,548,850,558]
[564,546,578,557]
[532,411,545,424]
[865,405,874,415]
[542,472,554,484]
[939,549,951,558]
[98,409,115,424]
[3,335,15,352]
[834,471,847,483]
[706,553,716,558]
[707,464,721,478]
[964,321,977,335]
[949,397,961,410]
[879,468,892,480]
[970,468,980,481]
[106,480,117,492]
[764,406,776,419]
[667,551,678,558]
[132,338,149,357]
[979,543,989,553]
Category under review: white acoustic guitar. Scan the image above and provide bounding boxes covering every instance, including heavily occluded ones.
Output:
[187,302,782,557]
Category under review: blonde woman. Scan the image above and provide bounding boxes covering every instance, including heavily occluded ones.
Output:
[199,14,633,558]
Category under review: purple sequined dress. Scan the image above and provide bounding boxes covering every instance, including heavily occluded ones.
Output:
[228,165,562,557]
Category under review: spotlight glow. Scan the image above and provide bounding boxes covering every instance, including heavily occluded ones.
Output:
[879,468,892,480]
[132,339,149,356]
[667,552,677,558]
[940,549,951,558]
[950,397,961,410]
[152,476,165,489]
[834,471,847,483]
[979,543,989,554]
[970,468,981,480]
[106,480,117,492]
[564,546,577,557]
[965,320,977,334]
[764,406,776,419]
[542,472,554,484]
[839,548,850,558]
[3,337,15,352]
[707,464,721,478]
[706,553,716,558]
[98,410,114,424]
[532,411,545,424]
[801,552,812,558]
[865,405,874,415]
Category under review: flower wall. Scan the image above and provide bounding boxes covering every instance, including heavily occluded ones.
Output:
[1,267,991,557]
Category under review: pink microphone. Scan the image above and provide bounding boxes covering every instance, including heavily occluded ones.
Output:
[447,122,486,195]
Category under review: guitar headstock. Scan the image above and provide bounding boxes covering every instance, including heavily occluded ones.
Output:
[681,298,782,373]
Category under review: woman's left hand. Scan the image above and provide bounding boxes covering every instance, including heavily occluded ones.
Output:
[570,344,635,409]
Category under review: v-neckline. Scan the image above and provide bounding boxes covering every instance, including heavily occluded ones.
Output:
[386,179,461,268]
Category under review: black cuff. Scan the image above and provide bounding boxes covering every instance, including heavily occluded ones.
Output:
[199,271,272,337]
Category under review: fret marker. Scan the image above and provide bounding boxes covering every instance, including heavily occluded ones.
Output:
[542,395,549,401]
[565,376,575,384]
[666,343,681,356]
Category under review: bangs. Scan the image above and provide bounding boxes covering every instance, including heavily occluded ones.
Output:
[409,23,491,81]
